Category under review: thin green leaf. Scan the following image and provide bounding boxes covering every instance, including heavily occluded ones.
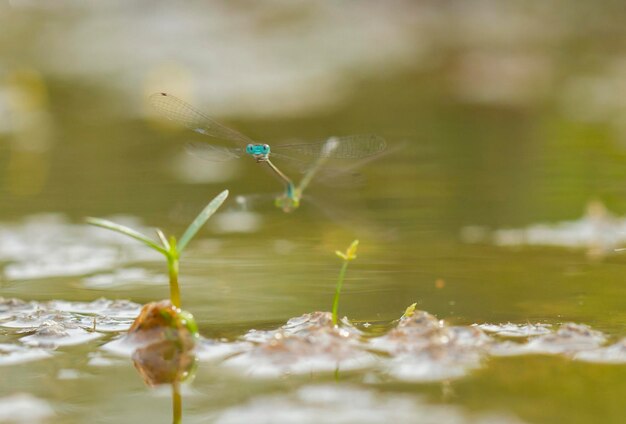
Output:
[178,189,229,253]
[156,229,170,250]
[86,217,168,255]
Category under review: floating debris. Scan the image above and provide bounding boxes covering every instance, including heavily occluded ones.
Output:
[46,298,142,319]
[461,200,625,258]
[88,316,135,333]
[2,294,623,388]
[0,213,160,280]
[242,311,360,344]
[213,384,527,424]
[0,393,54,423]
[369,310,444,353]
[20,320,103,348]
[574,338,626,364]
[0,343,53,366]
[102,329,243,362]
[0,310,88,330]
[229,311,619,381]
[370,310,492,382]
[87,352,125,367]
[224,332,376,377]
[514,323,606,354]
[224,312,375,377]
[476,322,552,338]
[0,297,140,339]
[0,298,39,321]
[490,323,607,357]
[488,341,531,357]
[195,338,250,362]
[0,297,142,351]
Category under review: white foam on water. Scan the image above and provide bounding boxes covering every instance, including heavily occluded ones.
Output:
[476,322,552,338]
[226,312,373,377]
[462,201,626,258]
[0,393,54,423]
[213,384,527,424]
[574,338,626,364]
[19,321,103,348]
[0,343,53,366]
[0,214,161,280]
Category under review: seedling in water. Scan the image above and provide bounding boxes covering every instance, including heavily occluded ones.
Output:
[332,239,359,326]
[86,190,229,308]
[402,303,417,319]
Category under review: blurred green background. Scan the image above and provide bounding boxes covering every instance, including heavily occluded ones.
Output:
[1,1,626,423]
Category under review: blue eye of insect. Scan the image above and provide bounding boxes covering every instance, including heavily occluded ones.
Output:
[246,144,253,154]
[262,144,270,154]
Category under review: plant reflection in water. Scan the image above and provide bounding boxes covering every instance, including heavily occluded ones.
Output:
[127,300,198,424]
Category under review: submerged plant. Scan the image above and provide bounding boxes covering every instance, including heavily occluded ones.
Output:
[332,239,359,326]
[87,189,229,308]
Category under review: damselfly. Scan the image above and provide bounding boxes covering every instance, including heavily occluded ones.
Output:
[239,138,402,214]
[149,93,386,187]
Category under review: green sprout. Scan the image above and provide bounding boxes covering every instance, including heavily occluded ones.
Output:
[402,303,417,319]
[86,190,229,308]
[332,239,359,326]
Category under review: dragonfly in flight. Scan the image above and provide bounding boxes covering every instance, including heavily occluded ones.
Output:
[150,92,387,212]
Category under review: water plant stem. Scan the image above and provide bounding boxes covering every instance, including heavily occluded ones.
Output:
[167,255,181,309]
[172,381,182,424]
[332,239,359,326]
[332,260,349,326]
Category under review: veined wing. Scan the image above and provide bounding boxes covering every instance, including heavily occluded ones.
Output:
[150,92,255,147]
[185,142,243,162]
[270,148,366,186]
[272,135,386,159]
[314,141,405,185]
[269,151,316,171]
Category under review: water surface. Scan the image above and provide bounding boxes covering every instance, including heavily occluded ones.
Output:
[1,1,626,423]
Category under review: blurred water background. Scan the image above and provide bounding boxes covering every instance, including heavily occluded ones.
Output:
[1,1,626,423]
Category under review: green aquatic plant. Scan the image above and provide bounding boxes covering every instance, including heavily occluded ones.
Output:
[402,303,417,319]
[332,239,359,326]
[129,300,198,424]
[87,190,229,308]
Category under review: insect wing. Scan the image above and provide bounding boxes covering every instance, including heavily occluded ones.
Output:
[185,142,242,162]
[150,92,255,147]
[273,135,387,159]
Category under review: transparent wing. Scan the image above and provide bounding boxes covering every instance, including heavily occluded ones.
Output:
[150,92,255,147]
[310,140,405,187]
[270,151,367,187]
[185,142,242,162]
[314,167,367,188]
[269,151,315,172]
[273,135,386,159]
